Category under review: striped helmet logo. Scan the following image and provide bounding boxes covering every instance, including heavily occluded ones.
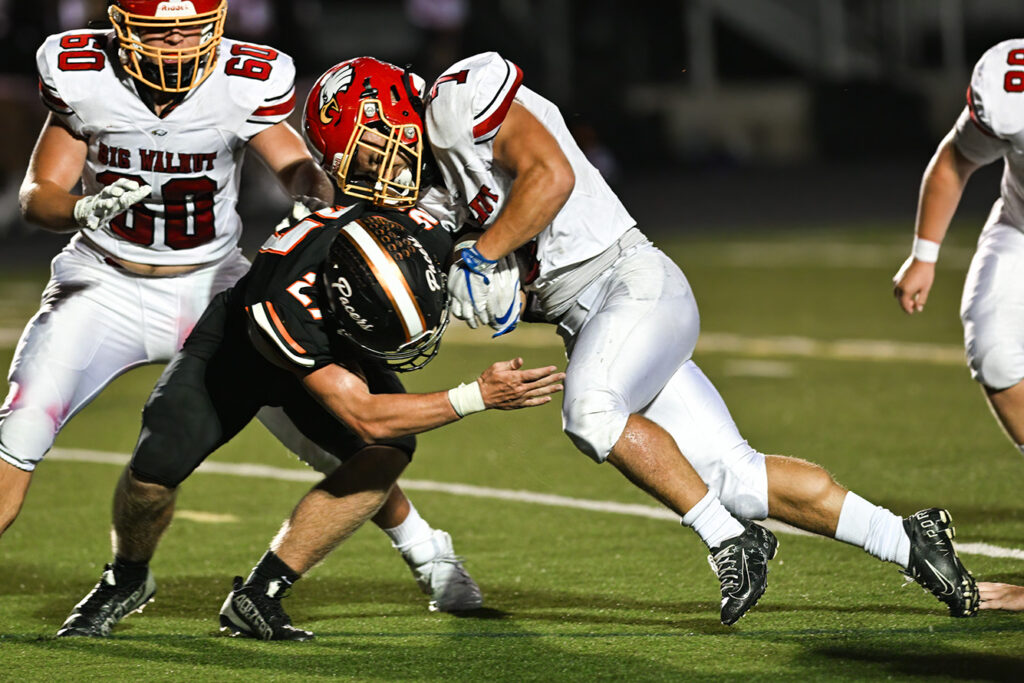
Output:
[339,220,426,342]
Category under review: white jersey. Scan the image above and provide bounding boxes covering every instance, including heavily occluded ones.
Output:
[425,52,635,289]
[36,30,296,265]
[953,39,1024,228]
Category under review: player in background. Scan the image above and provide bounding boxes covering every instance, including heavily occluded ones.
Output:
[307,55,981,624]
[1,0,485,614]
[893,39,1024,463]
[58,205,564,639]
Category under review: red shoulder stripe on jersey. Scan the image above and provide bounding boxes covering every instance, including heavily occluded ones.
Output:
[253,91,296,118]
[38,79,70,109]
[966,85,997,137]
[265,301,307,355]
[472,63,524,141]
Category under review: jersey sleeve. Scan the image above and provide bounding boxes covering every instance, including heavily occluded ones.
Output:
[953,106,1009,165]
[247,286,334,371]
[962,40,1024,142]
[416,185,466,236]
[35,35,87,135]
[427,52,523,149]
[231,42,297,141]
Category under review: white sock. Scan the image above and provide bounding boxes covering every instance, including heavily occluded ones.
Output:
[1017,443,1024,457]
[382,503,434,552]
[834,492,910,567]
[681,490,746,549]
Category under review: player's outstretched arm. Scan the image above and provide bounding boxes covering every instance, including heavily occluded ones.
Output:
[248,120,335,223]
[302,358,564,442]
[893,132,980,314]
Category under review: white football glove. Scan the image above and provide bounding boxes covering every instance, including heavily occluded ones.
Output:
[73,178,151,231]
[448,241,522,337]
[274,195,332,232]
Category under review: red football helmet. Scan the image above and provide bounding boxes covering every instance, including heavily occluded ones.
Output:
[304,57,426,209]
[108,0,227,93]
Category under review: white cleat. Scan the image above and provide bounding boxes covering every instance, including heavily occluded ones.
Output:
[403,530,483,612]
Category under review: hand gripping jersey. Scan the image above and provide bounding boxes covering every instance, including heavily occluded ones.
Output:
[238,203,452,370]
[36,29,296,265]
[954,38,1024,227]
[424,52,635,289]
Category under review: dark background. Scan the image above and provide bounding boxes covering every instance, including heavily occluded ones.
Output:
[0,0,1019,258]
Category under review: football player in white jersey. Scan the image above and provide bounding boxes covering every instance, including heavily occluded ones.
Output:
[1,0,486,615]
[306,55,981,624]
[893,39,1024,462]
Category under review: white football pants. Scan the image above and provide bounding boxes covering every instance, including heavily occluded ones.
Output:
[961,202,1024,390]
[558,243,769,520]
[0,236,250,471]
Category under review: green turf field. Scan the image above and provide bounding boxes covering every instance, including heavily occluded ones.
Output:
[2,222,1023,681]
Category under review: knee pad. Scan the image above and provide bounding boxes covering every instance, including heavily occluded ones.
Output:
[0,405,62,471]
[967,339,1024,390]
[562,390,629,463]
[709,448,769,521]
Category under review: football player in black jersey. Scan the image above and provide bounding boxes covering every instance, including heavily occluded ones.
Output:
[56,201,564,641]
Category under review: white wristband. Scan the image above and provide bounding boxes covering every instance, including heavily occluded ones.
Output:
[447,381,485,417]
[912,236,941,263]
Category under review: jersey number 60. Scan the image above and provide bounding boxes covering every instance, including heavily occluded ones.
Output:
[96,171,217,250]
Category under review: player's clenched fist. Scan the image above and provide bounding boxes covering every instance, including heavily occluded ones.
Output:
[73,178,152,231]
[448,241,523,335]
[892,256,936,314]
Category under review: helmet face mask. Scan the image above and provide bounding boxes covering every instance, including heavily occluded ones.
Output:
[304,58,426,208]
[322,214,448,372]
[108,0,227,93]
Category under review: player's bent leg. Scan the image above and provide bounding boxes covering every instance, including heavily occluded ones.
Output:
[274,445,410,573]
[786,464,979,617]
[983,380,1024,452]
[258,407,481,611]
[57,466,166,637]
[961,219,1024,451]
[0,461,32,536]
[220,446,410,641]
[764,455,848,536]
[606,415,711,515]
[373,486,483,612]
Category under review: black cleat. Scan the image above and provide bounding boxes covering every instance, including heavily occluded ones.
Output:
[707,521,778,626]
[56,564,156,637]
[902,508,978,617]
[219,576,313,641]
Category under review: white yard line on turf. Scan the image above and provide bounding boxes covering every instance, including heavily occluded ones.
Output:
[47,447,1023,561]
[0,325,966,366]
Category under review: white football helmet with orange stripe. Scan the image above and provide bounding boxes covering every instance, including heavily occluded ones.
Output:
[322,213,448,371]
[108,0,227,92]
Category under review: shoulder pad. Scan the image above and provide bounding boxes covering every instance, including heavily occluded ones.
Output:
[36,30,112,119]
[427,52,523,147]
[967,39,1024,139]
[220,38,297,123]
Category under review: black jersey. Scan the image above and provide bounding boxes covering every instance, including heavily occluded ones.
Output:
[234,202,452,371]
